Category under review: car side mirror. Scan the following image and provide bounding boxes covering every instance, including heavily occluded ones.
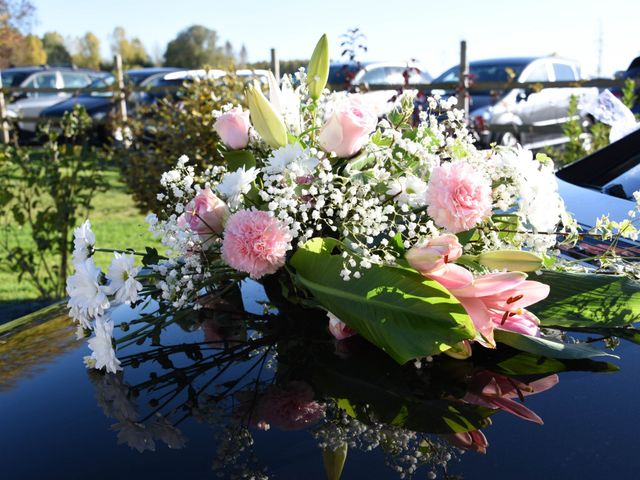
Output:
[10,92,28,102]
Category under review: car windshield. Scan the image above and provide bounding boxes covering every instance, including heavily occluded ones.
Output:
[433,62,528,83]
[82,75,115,97]
[0,71,31,87]
[602,153,640,199]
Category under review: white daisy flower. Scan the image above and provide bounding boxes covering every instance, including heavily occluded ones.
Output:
[386,174,428,208]
[66,258,110,328]
[72,220,95,263]
[106,252,142,305]
[217,166,259,209]
[87,316,121,373]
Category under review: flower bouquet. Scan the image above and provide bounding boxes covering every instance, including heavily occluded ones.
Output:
[67,34,640,374]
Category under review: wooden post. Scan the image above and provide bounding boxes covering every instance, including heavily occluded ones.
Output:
[114,54,128,124]
[458,40,470,124]
[0,74,10,144]
[270,48,280,81]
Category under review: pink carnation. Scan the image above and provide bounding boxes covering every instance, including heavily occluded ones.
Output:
[221,209,292,279]
[178,188,229,241]
[426,162,492,233]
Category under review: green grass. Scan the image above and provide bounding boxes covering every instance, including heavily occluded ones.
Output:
[0,168,161,305]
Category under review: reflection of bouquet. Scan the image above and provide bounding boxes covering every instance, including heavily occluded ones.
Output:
[67,34,640,373]
[87,303,600,479]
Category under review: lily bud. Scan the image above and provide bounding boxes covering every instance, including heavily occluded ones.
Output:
[307,34,330,101]
[322,441,348,480]
[443,340,472,360]
[477,250,543,272]
[246,83,288,148]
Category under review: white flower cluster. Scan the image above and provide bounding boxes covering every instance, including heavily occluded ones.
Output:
[66,220,143,373]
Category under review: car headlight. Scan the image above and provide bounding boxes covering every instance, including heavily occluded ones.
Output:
[91,111,107,121]
[6,108,18,118]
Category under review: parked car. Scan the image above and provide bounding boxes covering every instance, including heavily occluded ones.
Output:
[556,128,640,259]
[348,61,432,118]
[327,62,370,90]
[430,57,598,149]
[1,66,102,135]
[611,56,640,114]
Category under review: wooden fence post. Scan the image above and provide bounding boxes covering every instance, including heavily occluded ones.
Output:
[114,54,128,124]
[0,74,10,144]
[458,40,470,124]
[270,48,280,81]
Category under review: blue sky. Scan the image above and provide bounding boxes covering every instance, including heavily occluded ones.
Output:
[32,0,639,77]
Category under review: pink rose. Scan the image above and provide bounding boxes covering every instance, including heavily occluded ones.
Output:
[426,162,492,233]
[318,96,377,158]
[179,188,229,243]
[221,209,292,279]
[213,107,251,150]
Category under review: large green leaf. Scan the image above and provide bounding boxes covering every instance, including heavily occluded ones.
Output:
[530,271,640,328]
[494,329,618,360]
[290,238,476,364]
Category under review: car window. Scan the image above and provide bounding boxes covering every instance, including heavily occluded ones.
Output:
[1,71,31,87]
[407,69,431,84]
[35,72,59,96]
[523,63,549,82]
[62,72,91,88]
[83,75,115,98]
[359,67,387,85]
[553,63,576,81]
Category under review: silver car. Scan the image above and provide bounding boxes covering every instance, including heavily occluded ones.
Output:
[2,66,100,134]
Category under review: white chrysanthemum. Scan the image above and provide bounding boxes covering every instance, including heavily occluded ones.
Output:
[217,166,259,209]
[386,174,428,208]
[264,143,304,174]
[106,252,142,304]
[72,220,95,263]
[66,258,110,328]
[87,316,121,373]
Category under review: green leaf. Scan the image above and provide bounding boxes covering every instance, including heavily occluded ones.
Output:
[494,329,619,359]
[530,271,640,328]
[494,352,619,375]
[290,238,476,364]
[224,150,256,171]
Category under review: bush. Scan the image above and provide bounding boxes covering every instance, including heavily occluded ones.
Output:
[116,73,246,213]
[0,106,108,299]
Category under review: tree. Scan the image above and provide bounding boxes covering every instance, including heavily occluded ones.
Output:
[0,0,35,68]
[163,25,232,68]
[42,31,71,65]
[239,44,248,68]
[110,26,150,68]
[71,32,101,69]
[13,33,45,65]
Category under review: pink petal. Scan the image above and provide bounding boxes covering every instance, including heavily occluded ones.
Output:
[451,272,527,298]
[458,297,495,347]
[483,281,550,311]
[428,264,474,290]
[493,310,541,337]
[487,397,544,424]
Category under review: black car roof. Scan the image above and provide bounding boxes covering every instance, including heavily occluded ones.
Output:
[469,57,539,67]
[1,65,98,73]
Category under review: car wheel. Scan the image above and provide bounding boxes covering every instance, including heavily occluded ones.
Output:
[497,131,519,147]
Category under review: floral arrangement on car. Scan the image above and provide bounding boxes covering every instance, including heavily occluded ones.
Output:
[66,34,640,373]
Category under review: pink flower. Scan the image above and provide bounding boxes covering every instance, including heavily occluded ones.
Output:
[318,96,377,158]
[221,209,292,279]
[327,312,356,340]
[463,371,559,424]
[443,430,489,454]
[213,106,251,150]
[241,381,326,431]
[406,234,472,290]
[426,162,492,233]
[178,188,229,244]
[450,272,550,347]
